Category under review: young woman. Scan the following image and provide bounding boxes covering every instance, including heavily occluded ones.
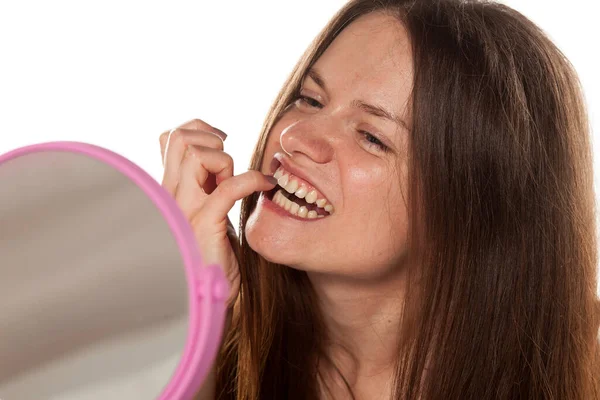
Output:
[159,0,600,398]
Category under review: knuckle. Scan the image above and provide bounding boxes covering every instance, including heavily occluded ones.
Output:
[170,129,186,147]
[197,130,224,149]
[217,176,235,194]
[170,128,182,140]
[190,208,204,223]
[212,135,225,150]
[238,171,260,189]
[223,152,234,167]
[186,118,210,131]
[159,131,168,143]
[184,146,200,162]
[248,169,262,182]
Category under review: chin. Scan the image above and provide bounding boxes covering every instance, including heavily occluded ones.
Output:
[245,191,337,273]
[244,211,308,269]
[245,231,298,267]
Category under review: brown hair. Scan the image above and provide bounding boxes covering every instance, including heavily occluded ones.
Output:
[214,0,600,398]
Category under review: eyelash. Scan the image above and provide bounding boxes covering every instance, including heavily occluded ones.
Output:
[294,95,389,152]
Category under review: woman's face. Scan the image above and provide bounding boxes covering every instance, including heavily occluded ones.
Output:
[245,12,414,280]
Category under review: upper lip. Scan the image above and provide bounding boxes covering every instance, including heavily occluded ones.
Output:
[272,152,331,203]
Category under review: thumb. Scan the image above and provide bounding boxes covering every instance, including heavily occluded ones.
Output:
[198,170,277,224]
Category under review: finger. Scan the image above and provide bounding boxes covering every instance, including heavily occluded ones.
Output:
[179,129,225,152]
[163,127,225,165]
[161,128,227,194]
[178,118,227,141]
[198,170,277,224]
[159,130,169,165]
[160,116,227,170]
[175,146,235,214]
[202,146,235,191]
[161,128,186,194]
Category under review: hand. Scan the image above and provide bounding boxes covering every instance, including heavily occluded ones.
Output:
[159,119,276,308]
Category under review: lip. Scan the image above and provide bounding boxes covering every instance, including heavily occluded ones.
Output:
[272,152,331,205]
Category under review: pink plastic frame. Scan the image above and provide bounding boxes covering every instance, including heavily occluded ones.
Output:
[0,141,230,400]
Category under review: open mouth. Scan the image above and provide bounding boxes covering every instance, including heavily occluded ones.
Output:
[266,187,329,218]
[264,164,334,219]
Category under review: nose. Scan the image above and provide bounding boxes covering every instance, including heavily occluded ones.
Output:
[279,118,336,164]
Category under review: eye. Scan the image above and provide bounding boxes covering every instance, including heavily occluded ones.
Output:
[295,95,323,109]
[360,130,389,152]
[292,93,389,153]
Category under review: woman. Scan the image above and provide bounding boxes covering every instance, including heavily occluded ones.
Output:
[159,0,600,398]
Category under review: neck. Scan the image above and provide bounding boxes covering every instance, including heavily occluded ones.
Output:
[306,268,406,397]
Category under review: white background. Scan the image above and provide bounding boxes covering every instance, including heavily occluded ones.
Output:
[0,1,598,295]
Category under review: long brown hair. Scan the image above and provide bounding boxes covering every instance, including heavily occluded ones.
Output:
[214,0,600,398]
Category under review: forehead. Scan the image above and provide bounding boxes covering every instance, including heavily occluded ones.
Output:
[309,12,413,116]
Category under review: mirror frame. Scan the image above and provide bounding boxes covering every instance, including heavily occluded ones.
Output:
[0,141,230,400]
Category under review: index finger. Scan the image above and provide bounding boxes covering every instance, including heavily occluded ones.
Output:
[159,118,227,165]
[179,119,227,141]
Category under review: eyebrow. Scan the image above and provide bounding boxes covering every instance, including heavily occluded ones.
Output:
[306,68,411,132]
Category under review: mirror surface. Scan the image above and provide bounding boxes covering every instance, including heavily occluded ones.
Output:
[0,151,189,400]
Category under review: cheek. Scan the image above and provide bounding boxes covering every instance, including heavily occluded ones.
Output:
[343,166,408,250]
[344,163,391,197]
[359,198,409,268]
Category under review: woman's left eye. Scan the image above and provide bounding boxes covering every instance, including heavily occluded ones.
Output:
[360,131,388,152]
[294,94,388,153]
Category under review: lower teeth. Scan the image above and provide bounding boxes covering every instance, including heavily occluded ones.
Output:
[272,189,325,219]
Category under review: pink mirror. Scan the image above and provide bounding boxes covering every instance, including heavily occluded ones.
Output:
[0,141,229,400]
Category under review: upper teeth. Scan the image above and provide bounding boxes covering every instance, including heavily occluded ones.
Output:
[272,167,335,215]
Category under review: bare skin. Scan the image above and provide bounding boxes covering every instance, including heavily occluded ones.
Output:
[161,12,414,400]
[246,12,413,399]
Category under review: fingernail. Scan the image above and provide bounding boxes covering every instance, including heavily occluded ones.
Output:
[213,128,227,141]
[266,176,278,185]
